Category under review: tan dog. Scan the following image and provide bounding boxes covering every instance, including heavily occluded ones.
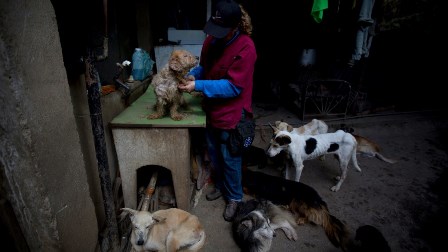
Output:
[275,119,328,135]
[121,207,205,252]
[148,49,198,121]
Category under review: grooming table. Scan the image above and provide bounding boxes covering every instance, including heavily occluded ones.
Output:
[111,86,205,211]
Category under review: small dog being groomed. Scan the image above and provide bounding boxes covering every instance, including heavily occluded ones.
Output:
[121,207,205,252]
[232,198,298,252]
[147,49,199,121]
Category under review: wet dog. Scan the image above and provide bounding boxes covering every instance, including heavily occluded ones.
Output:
[121,207,205,252]
[148,49,198,121]
[266,126,361,192]
[242,168,351,251]
[232,198,298,252]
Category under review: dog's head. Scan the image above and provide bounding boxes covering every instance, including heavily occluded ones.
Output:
[234,209,274,252]
[168,50,199,75]
[266,124,292,157]
[121,208,165,246]
[275,121,294,132]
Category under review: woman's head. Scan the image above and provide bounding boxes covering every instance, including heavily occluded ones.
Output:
[204,0,242,39]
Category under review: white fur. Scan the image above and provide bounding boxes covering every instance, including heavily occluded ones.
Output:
[273,119,329,179]
[266,129,361,192]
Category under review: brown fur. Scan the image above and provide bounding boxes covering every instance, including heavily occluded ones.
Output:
[148,50,198,121]
[353,134,397,164]
[121,207,205,252]
[242,168,351,251]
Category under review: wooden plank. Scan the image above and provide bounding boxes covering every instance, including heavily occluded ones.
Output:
[110,86,206,128]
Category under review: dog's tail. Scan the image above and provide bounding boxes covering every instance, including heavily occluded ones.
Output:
[291,199,350,251]
[375,153,398,164]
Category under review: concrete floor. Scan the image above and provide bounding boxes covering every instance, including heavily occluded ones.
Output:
[189,104,448,252]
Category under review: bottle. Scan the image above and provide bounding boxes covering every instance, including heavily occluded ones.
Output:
[131,48,154,81]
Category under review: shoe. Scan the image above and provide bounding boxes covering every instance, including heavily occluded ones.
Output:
[223,200,238,222]
[206,188,222,201]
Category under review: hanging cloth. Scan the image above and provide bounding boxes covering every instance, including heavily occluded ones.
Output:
[311,0,328,23]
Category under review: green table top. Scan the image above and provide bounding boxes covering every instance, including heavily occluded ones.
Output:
[110,86,206,128]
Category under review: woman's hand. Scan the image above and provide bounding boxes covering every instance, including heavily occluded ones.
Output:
[178,80,195,93]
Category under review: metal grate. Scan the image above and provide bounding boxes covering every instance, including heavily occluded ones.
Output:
[301,79,352,120]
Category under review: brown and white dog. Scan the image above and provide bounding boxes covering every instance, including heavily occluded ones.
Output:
[121,207,205,252]
[148,49,198,121]
[340,125,397,164]
[242,168,351,251]
[266,127,361,192]
[274,119,328,135]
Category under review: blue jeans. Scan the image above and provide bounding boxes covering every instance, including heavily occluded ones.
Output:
[205,127,243,202]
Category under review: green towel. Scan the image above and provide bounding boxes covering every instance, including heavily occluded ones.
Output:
[311,0,328,23]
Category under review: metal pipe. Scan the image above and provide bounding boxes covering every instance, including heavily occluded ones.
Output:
[84,57,120,252]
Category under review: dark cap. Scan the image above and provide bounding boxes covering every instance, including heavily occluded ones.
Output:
[203,0,242,39]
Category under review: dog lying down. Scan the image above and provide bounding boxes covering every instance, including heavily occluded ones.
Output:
[242,168,351,251]
[148,49,199,121]
[232,198,298,252]
[267,125,361,192]
[121,207,205,252]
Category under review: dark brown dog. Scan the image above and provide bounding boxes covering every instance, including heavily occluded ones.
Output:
[242,168,351,251]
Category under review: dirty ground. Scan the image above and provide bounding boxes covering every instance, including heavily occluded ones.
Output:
[189,104,448,252]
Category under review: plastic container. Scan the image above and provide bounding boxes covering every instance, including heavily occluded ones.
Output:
[131,48,154,81]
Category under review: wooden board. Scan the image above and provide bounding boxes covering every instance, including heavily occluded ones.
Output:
[110,86,206,128]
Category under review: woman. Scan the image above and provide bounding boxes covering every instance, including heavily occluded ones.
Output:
[178,0,257,221]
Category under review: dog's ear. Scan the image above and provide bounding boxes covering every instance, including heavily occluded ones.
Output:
[275,121,281,127]
[121,208,138,217]
[275,135,291,146]
[287,124,293,132]
[152,215,167,224]
[269,123,279,134]
[241,219,254,229]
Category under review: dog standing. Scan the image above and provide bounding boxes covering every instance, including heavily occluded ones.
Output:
[148,49,198,121]
[232,198,298,252]
[266,127,361,192]
[273,119,329,177]
[281,121,397,164]
[242,168,351,251]
[121,207,205,252]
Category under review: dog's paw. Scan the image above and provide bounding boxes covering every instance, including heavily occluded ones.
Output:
[148,113,163,120]
[282,228,298,241]
[330,185,340,192]
[171,113,185,121]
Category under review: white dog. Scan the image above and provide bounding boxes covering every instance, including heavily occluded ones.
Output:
[266,128,361,192]
[273,119,328,178]
[121,207,205,252]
